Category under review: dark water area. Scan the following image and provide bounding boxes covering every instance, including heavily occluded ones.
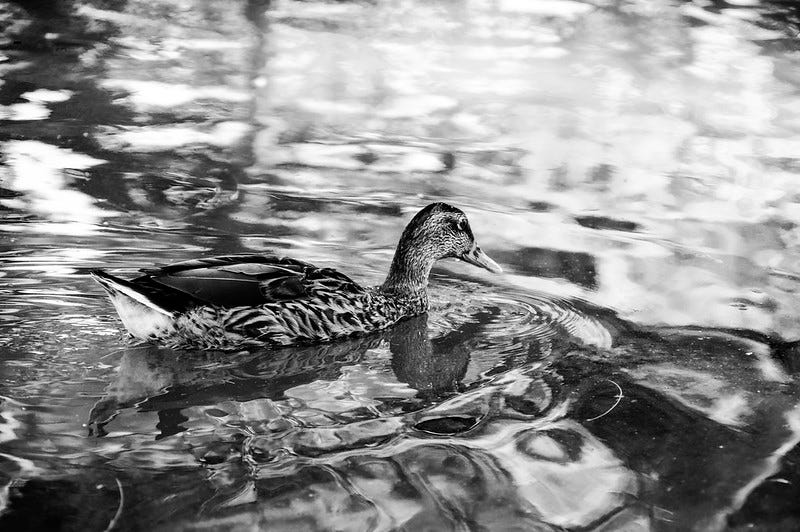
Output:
[2,0,800,530]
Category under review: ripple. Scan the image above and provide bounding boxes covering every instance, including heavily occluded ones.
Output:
[428,279,613,369]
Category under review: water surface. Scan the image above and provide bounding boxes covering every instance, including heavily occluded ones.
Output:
[2,0,800,530]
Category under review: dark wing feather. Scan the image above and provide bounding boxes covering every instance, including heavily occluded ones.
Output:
[135,255,364,308]
[140,255,314,275]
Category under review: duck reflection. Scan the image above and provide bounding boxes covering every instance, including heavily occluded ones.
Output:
[88,308,504,436]
[391,309,501,397]
[88,334,380,436]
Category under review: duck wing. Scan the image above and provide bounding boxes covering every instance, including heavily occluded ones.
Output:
[137,255,364,308]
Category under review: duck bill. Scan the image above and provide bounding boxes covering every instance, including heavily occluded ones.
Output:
[460,244,502,273]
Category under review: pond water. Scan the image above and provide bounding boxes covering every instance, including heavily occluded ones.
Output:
[2,0,800,530]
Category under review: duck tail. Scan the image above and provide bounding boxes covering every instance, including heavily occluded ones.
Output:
[90,270,172,316]
[91,270,175,340]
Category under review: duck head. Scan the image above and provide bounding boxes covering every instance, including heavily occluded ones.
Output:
[382,202,502,294]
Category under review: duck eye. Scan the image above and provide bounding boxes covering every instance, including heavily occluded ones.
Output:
[453,219,466,232]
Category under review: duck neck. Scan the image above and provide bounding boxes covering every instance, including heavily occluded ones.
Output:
[380,243,436,298]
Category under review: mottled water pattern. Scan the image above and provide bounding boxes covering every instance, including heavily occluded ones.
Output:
[2,0,800,530]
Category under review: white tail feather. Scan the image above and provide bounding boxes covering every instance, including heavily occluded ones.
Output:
[92,272,175,340]
[107,293,174,340]
[106,279,173,317]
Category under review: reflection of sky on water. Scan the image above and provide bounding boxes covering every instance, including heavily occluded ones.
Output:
[0,89,72,121]
[243,0,800,336]
[96,121,252,152]
[1,140,108,232]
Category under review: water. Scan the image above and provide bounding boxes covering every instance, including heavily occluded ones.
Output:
[2,0,800,530]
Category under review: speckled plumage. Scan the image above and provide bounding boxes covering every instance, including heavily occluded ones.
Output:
[92,203,501,349]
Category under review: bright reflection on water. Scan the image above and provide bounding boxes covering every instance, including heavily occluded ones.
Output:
[2,0,800,530]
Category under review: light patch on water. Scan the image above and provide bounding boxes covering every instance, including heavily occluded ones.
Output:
[277,143,366,170]
[1,141,110,225]
[710,394,752,426]
[3,141,104,177]
[378,94,458,119]
[26,298,84,307]
[490,272,586,299]
[457,77,531,96]
[759,137,800,158]
[0,398,46,515]
[95,121,251,152]
[753,349,790,383]
[270,1,365,19]
[441,418,634,528]
[684,25,776,135]
[21,89,73,103]
[722,405,800,530]
[679,3,728,26]
[161,37,249,51]
[101,79,249,109]
[372,151,444,173]
[626,364,752,426]
[495,27,562,44]
[0,102,50,121]
[464,45,567,61]
[0,396,26,444]
[498,0,594,19]
[0,221,101,237]
[292,99,366,116]
[234,399,281,422]
[112,41,181,62]
[284,362,415,414]
[75,5,167,30]
[501,424,632,528]
[521,432,569,461]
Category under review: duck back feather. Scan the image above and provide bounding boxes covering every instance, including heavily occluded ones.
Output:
[92,255,378,348]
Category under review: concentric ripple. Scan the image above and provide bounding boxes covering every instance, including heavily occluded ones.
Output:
[427,278,613,374]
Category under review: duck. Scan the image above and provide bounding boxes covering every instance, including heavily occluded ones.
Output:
[91,202,502,349]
